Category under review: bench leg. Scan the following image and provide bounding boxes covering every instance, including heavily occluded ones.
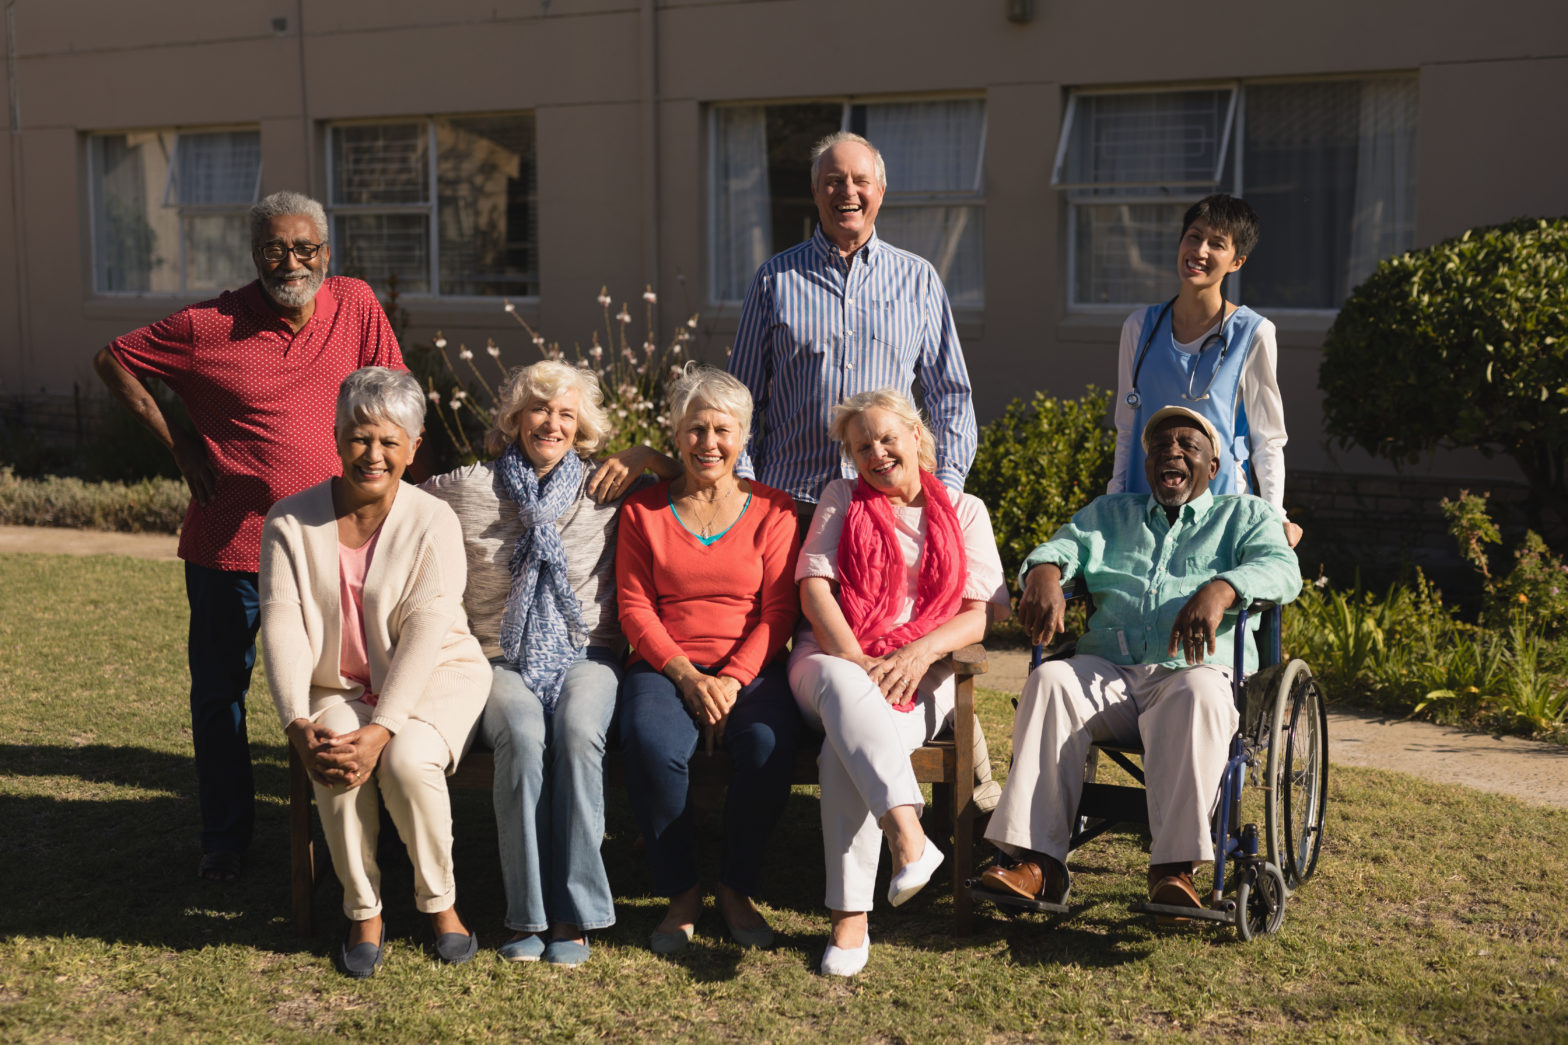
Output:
[288,744,316,938]
[952,677,976,935]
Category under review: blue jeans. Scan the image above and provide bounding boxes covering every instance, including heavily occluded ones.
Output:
[184,562,260,856]
[483,647,621,932]
[618,657,801,898]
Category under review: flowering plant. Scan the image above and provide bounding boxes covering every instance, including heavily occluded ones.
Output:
[409,285,700,466]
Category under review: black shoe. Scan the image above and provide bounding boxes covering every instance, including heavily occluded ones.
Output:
[339,923,386,979]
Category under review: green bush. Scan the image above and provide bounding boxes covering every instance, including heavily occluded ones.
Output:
[967,386,1116,595]
[1320,217,1568,530]
[0,467,186,533]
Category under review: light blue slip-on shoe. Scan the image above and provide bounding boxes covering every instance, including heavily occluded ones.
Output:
[498,933,546,963]
[543,937,590,968]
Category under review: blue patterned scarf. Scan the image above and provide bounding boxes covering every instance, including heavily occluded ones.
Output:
[496,443,587,711]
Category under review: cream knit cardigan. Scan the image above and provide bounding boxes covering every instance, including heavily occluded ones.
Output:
[259,479,489,770]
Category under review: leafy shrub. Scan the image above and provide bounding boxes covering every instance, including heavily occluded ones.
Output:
[967,386,1116,594]
[1441,491,1568,635]
[0,467,186,533]
[1320,217,1568,529]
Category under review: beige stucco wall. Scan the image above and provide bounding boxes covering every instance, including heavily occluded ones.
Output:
[2,0,1566,487]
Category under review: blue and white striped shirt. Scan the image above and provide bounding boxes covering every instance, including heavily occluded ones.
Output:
[727,226,977,502]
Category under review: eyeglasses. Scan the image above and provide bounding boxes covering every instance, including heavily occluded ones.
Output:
[257,241,324,263]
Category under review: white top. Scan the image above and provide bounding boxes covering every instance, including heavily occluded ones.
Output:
[1109,309,1289,515]
[796,478,1011,624]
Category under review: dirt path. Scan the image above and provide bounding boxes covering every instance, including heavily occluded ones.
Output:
[982,648,1568,812]
[5,524,1567,811]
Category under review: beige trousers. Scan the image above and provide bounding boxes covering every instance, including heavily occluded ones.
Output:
[312,700,459,920]
[984,655,1238,868]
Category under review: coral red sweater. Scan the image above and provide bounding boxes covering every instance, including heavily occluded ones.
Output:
[615,480,801,684]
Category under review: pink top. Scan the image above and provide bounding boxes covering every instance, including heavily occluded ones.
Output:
[616,480,800,685]
[108,277,403,571]
[338,528,382,704]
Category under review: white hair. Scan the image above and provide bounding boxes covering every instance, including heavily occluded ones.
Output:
[486,360,612,458]
[250,190,328,249]
[335,367,425,443]
[666,362,753,443]
[809,132,887,193]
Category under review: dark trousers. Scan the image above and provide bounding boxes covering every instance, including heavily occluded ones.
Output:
[618,657,801,898]
[184,562,260,855]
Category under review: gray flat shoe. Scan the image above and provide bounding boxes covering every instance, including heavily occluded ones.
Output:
[339,923,385,979]
[723,914,774,950]
[435,929,479,965]
[649,924,694,955]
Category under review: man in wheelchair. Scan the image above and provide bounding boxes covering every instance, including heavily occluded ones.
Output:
[978,405,1301,915]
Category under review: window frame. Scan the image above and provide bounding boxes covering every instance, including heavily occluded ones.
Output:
[1057,72,1417,316]
[86,124,262,297]
[705,93,988,308]
[324,112,539,302]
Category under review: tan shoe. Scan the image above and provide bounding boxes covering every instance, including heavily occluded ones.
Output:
[978,857,1068,905]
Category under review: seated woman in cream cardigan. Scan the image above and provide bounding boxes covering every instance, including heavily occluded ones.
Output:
[260,367,490,978]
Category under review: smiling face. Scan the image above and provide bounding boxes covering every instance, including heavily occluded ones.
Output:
[516,389,581,476]
[255,213,330,310]
[847,406,922,503]
[812,141,884,255]
[1176,216,1246,292]
[675,406,743,487]
[336,417,420,504]
[1143,418,1219,509]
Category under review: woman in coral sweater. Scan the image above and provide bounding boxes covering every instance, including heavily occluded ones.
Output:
[616,364,802,955]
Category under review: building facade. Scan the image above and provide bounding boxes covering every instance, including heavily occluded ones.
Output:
[3,0,1566,505]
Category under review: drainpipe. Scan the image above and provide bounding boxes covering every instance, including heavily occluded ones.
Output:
[6,2,32,399]
[639,0,659,333]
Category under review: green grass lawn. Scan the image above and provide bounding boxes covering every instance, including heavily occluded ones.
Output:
[2,553,1565,1044]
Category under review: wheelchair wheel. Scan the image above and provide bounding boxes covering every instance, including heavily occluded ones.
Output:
[1235,861,1287,941]
[1263,660,1328,891]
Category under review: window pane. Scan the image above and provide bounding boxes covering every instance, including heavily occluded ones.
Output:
[1072,201,1187,306]
[877,205,985,308]
[182,213,253,292]
[436,114,537,296]
[169,130,260,206]
[92,132,181,293]
[333,212,429,293]
[865,99,985,194]
[1242,79,1417,308]
[332,123,428,205]
[1057,89,1233,190]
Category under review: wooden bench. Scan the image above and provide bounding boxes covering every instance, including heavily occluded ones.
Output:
[290,644,988,938]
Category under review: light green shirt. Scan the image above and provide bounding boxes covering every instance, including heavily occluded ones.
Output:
[1020,491,1301,673]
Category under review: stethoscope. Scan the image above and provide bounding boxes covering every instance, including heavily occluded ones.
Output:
[1125,295,1235,408]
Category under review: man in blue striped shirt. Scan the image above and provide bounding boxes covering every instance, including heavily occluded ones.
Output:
[727,132,977,518]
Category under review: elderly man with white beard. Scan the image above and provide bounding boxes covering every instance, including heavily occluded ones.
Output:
[977,405,1301,915]
[93,190,404,884]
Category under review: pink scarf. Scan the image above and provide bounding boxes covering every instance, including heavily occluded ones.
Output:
[836,471,967,710]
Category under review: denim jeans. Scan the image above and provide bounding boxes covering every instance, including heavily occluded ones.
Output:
[184,562,260,856]
[618,657,801,898]
[482,647,621,932]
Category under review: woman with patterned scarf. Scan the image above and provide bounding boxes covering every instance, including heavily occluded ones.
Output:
[788,389,1011,977]
[421,360,676,967]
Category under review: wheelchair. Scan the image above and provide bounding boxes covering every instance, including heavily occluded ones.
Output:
[970,592,1328,941]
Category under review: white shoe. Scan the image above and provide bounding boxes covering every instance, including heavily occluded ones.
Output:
[887,837,945,907]
[819,933,870,976]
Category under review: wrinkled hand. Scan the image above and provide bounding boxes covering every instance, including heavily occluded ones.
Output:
[1168,579,1238,666]
[865,644,939,706]
[586,446,649,504]
[170,431,217,506]
[1283,520,1303,548]
[311,723,393,790]
[677,672,741,754]
[1018,564,1066,647]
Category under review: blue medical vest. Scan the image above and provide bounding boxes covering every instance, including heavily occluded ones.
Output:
[1126,303,1265,496]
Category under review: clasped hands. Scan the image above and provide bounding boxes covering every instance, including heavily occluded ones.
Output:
[673,669,743,755]
[287,718,392,789]
[1019,563,1238,667]
[847,644,939,709]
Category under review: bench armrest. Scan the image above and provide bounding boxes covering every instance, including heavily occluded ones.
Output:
[947,642,988,678]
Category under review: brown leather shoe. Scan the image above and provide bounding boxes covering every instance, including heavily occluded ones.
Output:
[1148,863,1202,921]
[979,858,1068,904]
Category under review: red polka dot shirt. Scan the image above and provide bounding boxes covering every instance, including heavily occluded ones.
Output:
[108,277,405,572]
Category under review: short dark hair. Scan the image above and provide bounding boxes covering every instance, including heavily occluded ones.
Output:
[1181,194,1259,258]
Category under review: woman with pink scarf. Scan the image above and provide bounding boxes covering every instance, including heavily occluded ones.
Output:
[788,389,1010,977]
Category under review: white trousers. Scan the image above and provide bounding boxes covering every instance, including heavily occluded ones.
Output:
[984,655,1238,868]
[312,700,459,920]
[788,633,956,912]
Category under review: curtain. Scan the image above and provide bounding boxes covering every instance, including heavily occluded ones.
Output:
[1345,78,1419,298]
[713,106,771,301]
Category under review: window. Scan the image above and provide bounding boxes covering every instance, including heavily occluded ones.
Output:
[1054,77,1417,310]
[710,98,986,307]
[89,128,262,294]
[327,114,538,297]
